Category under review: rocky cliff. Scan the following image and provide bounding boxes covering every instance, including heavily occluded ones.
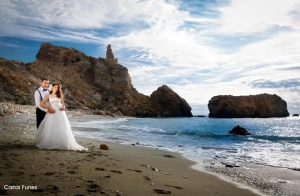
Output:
[208,94,289,118]
[0,43,192,117]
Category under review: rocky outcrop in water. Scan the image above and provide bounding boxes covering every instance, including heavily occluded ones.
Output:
[208,94,289,118]
[0,43,192,117]
[229,125,251,135]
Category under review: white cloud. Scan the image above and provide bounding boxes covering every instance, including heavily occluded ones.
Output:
[0,0,147,29]
[218,0,300,34]
[0,41,21,48]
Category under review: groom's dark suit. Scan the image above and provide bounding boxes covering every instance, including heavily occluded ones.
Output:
[34,87,50,129]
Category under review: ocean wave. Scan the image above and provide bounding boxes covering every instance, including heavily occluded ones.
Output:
[176,130,227,139]
[118,125,166,133]
[200,146,230,151]
[251,135,300,144]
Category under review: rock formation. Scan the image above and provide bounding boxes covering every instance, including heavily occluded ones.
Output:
[208,94,289,118]
[0,43,192,117]
[150,85,192,117]
[229,125,251,135]
[106,44,115,67]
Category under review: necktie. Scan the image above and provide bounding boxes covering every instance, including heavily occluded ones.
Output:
[43,89,48,91]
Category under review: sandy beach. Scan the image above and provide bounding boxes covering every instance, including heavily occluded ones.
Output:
[0,109,262,196]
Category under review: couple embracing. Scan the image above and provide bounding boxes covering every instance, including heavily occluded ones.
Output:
[34,78,87,151]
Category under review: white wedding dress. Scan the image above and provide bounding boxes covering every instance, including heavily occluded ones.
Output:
[35,95,87,151]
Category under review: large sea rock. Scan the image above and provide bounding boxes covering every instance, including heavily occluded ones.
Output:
[208,94,289,118]
[150,85,192,117]
[229,125,251,135]
[0,43,192,117]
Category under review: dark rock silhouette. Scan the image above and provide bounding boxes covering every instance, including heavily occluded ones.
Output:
[229,125,251,135]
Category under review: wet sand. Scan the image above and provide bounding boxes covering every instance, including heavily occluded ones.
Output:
[0,110,262,196]
[200,158,300,196]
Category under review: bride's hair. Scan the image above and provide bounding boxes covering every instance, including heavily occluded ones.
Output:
[49,83,63,99]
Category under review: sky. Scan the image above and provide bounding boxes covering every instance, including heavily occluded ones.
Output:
[0,0,300,115]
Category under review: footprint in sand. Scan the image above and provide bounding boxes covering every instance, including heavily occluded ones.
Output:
[16,172,25,176]
[93,153,102,157]
[153,189,171,194]
[86,182,104,193]
[94,168,105,171]
[110,170,122,174]
[67,171,76,174]
[4,162,13,168]
[45,185,58,193]
[44,172,56,176]
[127,169,142,173]
[143,176,151,181]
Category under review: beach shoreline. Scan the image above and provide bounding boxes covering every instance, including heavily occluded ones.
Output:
[0,109,263,196]
[70,114,300,196]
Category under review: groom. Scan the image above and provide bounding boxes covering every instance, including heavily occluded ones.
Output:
[34,78,55,129]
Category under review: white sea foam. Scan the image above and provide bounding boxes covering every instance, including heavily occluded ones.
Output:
[71,118,129,129]
[118,125,166,133]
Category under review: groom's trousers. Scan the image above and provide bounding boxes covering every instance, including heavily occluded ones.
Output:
[36,108,46,129]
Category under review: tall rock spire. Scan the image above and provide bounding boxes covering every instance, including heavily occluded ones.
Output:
[106,44,115,67]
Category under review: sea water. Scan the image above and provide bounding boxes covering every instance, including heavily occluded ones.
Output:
[71,116,300,195]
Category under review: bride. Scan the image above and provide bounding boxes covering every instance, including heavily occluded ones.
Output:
[36,83,87,151]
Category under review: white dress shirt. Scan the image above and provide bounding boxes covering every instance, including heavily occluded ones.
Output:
[34,87,50,112]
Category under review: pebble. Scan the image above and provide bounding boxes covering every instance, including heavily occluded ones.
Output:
[152,167,158,171]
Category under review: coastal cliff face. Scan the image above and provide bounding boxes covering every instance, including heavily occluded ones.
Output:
[208,94,289,118]
[0,43,192,117]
